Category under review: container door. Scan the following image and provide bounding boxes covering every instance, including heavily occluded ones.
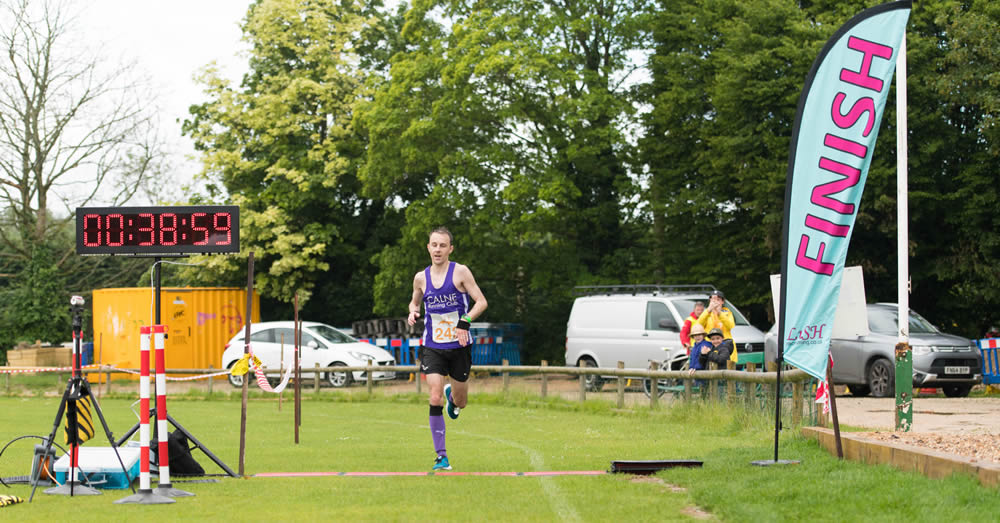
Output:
[166,292,194,368]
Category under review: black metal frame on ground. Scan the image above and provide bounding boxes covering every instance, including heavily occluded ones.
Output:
[113,258,238,478]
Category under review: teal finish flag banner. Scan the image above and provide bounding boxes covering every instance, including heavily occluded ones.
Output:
[780,2,911,381]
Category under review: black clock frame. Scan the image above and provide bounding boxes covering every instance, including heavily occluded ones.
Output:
[75,205,240,256]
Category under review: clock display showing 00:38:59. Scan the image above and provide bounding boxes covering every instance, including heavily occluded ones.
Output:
[75,206,240,255]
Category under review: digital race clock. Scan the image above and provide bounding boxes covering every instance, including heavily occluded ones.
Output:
[75,206,240,256]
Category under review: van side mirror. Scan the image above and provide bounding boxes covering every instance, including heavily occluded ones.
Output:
[307,340,319,348]
[658,318,678,330]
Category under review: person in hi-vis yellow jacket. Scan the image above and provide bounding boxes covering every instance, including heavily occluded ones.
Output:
[697,289,737,363]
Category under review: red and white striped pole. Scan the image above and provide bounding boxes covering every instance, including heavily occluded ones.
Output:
[115,327,173,504]
[152,325,192,498]
[142,327,155,491]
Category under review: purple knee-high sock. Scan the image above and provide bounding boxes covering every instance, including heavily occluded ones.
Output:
[429,405,446,457]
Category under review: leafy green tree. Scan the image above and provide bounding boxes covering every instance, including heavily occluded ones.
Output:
[183,0,404,323]
[357,0,656,361]
[642,0,823,325]
[915,0,1000,334]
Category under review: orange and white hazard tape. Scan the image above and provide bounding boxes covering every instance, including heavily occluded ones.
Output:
[110,367,231,381]
[0,364,102,374]
[250,350,295,393]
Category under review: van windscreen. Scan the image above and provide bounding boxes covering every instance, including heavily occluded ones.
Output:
[672,298,751,326]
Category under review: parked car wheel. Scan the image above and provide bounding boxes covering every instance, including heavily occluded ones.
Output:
[579,357,604,392]
[942,384,972,398]
[227,362,244,388]
[849,384,871,397]
[867,358,894,398]
[326,362,352,388]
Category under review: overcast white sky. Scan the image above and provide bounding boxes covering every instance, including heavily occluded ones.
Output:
[79,1,251,201]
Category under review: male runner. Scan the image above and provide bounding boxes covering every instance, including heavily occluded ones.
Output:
[407,227,488,471]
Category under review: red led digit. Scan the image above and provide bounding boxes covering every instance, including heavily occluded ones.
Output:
[214,213,232,245]
[191,212,209,245]
[159,213,177,245]
[83,214,102,247]
[138,213,154,246]
[106,214,125,246]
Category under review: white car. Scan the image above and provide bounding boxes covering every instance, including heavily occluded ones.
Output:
[221,321,396,388]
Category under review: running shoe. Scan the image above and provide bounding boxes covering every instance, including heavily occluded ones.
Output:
[444,383,460,419]
[433,455,452,471]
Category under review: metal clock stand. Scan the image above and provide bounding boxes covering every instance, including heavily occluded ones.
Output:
[114,258,238,479]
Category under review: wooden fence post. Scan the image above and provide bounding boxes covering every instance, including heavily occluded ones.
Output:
[765,361,777,407]
[540,360,548,398]
[4,372,8,395]
[208,365,214,396]
[616,361,625,409]
[684,375,691,402]
[578,360,586,403]
[367,360,373,397]
[502,359,510,395]
[709,362,719,403]
[745,362,756,409]
[792,381,803,426]
[415,359,421,394]
[105,370,111,396]
[726,359,736,403]
[648,361,659,409]
[314,362,320,392]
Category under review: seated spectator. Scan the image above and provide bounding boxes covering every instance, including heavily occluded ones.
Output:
[700,328,733,368]
[687,324,711,374]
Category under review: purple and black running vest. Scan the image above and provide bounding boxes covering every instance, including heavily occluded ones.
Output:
[422,262,469,350]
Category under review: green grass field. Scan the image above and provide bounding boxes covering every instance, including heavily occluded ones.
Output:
[1,389,998,521]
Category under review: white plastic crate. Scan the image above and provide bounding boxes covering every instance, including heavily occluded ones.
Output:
[54,447,141,489]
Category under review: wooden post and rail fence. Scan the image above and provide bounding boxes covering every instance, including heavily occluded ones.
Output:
[2,361,814,421]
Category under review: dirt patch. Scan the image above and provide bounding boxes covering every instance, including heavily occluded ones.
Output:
[832,397,1000,433]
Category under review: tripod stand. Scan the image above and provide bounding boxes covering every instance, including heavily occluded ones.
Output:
[29,297,136,501]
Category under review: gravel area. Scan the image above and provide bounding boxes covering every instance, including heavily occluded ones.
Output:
[854,431,1000,464]
[831,395,1000,464]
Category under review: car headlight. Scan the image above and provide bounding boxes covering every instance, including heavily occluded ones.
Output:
[347,351,374,361]
[911,345,933,355]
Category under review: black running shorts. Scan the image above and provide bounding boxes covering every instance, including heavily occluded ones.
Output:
[419,346,472,382]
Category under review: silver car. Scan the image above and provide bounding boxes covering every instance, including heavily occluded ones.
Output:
[765,303,982,397]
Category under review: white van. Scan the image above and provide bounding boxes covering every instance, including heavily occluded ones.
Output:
[564,285,766,391]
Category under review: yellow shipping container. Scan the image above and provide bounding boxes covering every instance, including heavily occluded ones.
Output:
[92,287,260,380]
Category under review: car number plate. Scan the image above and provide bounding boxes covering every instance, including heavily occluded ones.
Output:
[944,366,970,374]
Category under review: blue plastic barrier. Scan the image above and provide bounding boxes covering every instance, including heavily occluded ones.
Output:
[359,337,420,366]
[469,323,524,367]
[81,342,94,366]
[978,338,999,385]
[362,323,524,370]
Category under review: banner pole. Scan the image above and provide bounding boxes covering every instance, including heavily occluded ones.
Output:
[895,33,913,432]
[239,252,254,476]
[294,293,301,444]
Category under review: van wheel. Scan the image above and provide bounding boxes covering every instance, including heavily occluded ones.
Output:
[942,385,971,398]
[867,359,894,398]
[849,384,870,397]
[579,358,603,392]
[326,362,353,388]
